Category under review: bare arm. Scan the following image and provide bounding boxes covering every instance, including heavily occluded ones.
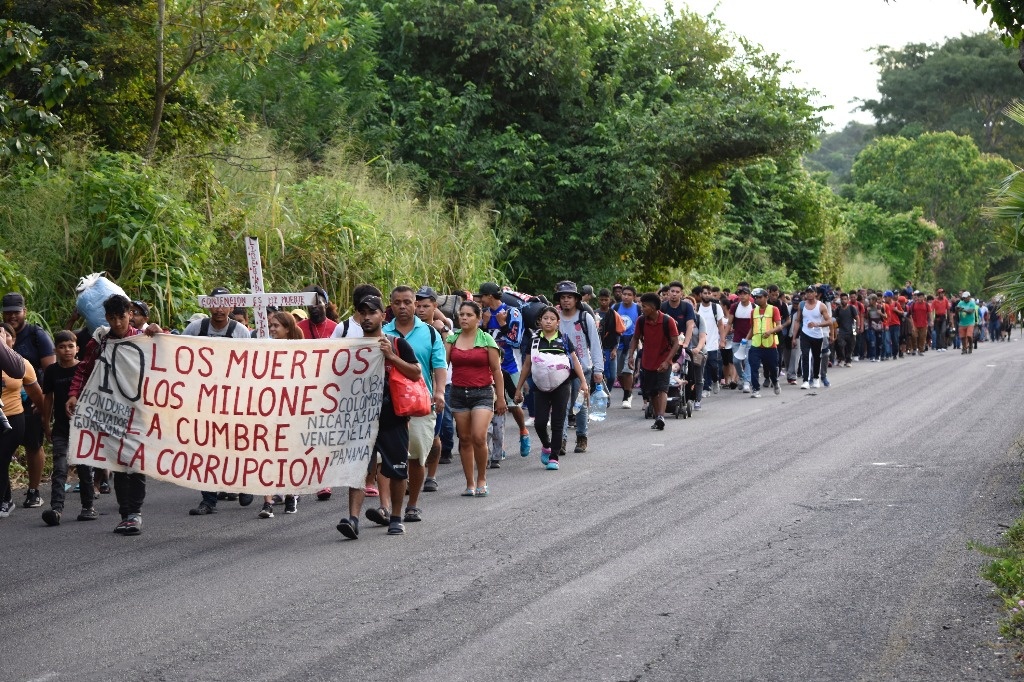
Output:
[24,379,44,416]
[514,354,532,396]
[489,347,507,415]
[432,366,447,413]
[661,334,680,372]
[42,391,54,442]
[379,337,421,381]
[681,318,694,350]
[0,329,25,378]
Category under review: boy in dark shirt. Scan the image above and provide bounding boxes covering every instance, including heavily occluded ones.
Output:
[67,295,161,535]
[42,331,96,525]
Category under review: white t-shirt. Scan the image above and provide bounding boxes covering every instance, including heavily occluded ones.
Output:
[698,302,725,348]
[330,317,364,338]
[182,318,251,338]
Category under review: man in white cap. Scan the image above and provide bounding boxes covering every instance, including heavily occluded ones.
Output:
[955,291,979,355]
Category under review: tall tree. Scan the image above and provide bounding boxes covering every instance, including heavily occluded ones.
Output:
[0,20,98,165]
[803,121,875,188]
[209,3,385,160]
[715,156,844,284]
[851,131,1015,291]
[862,33,1024,163]
[358,0,822,288]
[146,0,338,158]
[1,0,239,154]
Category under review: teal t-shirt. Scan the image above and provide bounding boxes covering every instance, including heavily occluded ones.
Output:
[956,300,979,326]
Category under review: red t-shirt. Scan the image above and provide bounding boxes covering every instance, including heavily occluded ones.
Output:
[908,300,930,327]
[885,302,902,327]
[931,297,950,317]
[639,312,679,371]
[450,345,493,388]
[298,318,337,339]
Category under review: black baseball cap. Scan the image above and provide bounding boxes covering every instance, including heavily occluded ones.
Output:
[357,295,384,312]
[208,287,231,297]
[477,282,501,297]
[2,292,25,312]
[132,300,150,317]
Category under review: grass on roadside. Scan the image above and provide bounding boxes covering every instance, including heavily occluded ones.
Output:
[972,437,1024,649]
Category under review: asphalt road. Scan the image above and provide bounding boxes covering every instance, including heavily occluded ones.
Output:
[2,340,1023,681]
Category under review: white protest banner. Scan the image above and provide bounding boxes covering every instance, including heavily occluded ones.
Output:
[69,334,384,493]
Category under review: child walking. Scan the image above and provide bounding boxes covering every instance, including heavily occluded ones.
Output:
[514,307,587,471]
[41,331,98,525]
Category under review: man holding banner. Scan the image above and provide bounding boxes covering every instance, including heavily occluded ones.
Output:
[382,285,447,524]
[184,286,255,516]
[337,295,422,539]
[66,295,162,535]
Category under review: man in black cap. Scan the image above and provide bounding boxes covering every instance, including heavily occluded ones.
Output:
[337,294,421,538]
[184,286,253,516]
[3,291,55,508]
[130,300,150,331]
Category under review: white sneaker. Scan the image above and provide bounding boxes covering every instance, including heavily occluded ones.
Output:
[622,396,633,409]
[524,417,535,427]
[702,390,711,399]
[712,383,720,394]
[800,381,810,390]
[811,379,820,389]
[742,382,751,394]
[751,391,761,398]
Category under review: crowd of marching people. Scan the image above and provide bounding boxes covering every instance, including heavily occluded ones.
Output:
[0,278,1009,538]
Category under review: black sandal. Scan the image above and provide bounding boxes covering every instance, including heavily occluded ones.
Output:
[336,517,359,539]
[365,507,390,526]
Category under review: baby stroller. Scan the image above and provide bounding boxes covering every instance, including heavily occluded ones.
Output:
[645,348,696,419]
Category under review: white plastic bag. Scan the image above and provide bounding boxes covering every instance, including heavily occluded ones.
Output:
[76,273,127,332]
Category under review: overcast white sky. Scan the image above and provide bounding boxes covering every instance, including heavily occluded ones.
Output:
[641,0,994,129]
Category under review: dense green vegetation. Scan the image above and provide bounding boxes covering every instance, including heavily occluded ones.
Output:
[1,2,1022,331]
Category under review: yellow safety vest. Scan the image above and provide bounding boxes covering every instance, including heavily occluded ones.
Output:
[751,305,777,348]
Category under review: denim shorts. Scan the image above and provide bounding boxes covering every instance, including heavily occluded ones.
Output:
[449,386,495,413]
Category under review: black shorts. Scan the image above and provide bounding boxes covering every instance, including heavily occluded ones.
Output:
[639,368,671,399]
[721,347,734,364]
[21,402,43,450]
[373,423,410,481]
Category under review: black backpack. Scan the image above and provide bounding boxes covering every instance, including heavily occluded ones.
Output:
[198,318,238,337]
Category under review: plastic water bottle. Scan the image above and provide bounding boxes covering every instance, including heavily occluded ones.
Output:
[573,395,585,415]
[590,383,608,421]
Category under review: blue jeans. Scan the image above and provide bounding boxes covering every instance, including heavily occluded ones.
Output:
[868,329,884,360]
[563,367,593,438]
[887,326,900,358]
[603,348,616,391]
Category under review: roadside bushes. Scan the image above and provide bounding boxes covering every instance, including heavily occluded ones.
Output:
[0,134,500,329]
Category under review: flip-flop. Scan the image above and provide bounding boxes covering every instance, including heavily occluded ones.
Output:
[336,517,358,539]
[365,507,390,526]
[364,486,379,497]
[474,486,488,497]
[461,488,475,497]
